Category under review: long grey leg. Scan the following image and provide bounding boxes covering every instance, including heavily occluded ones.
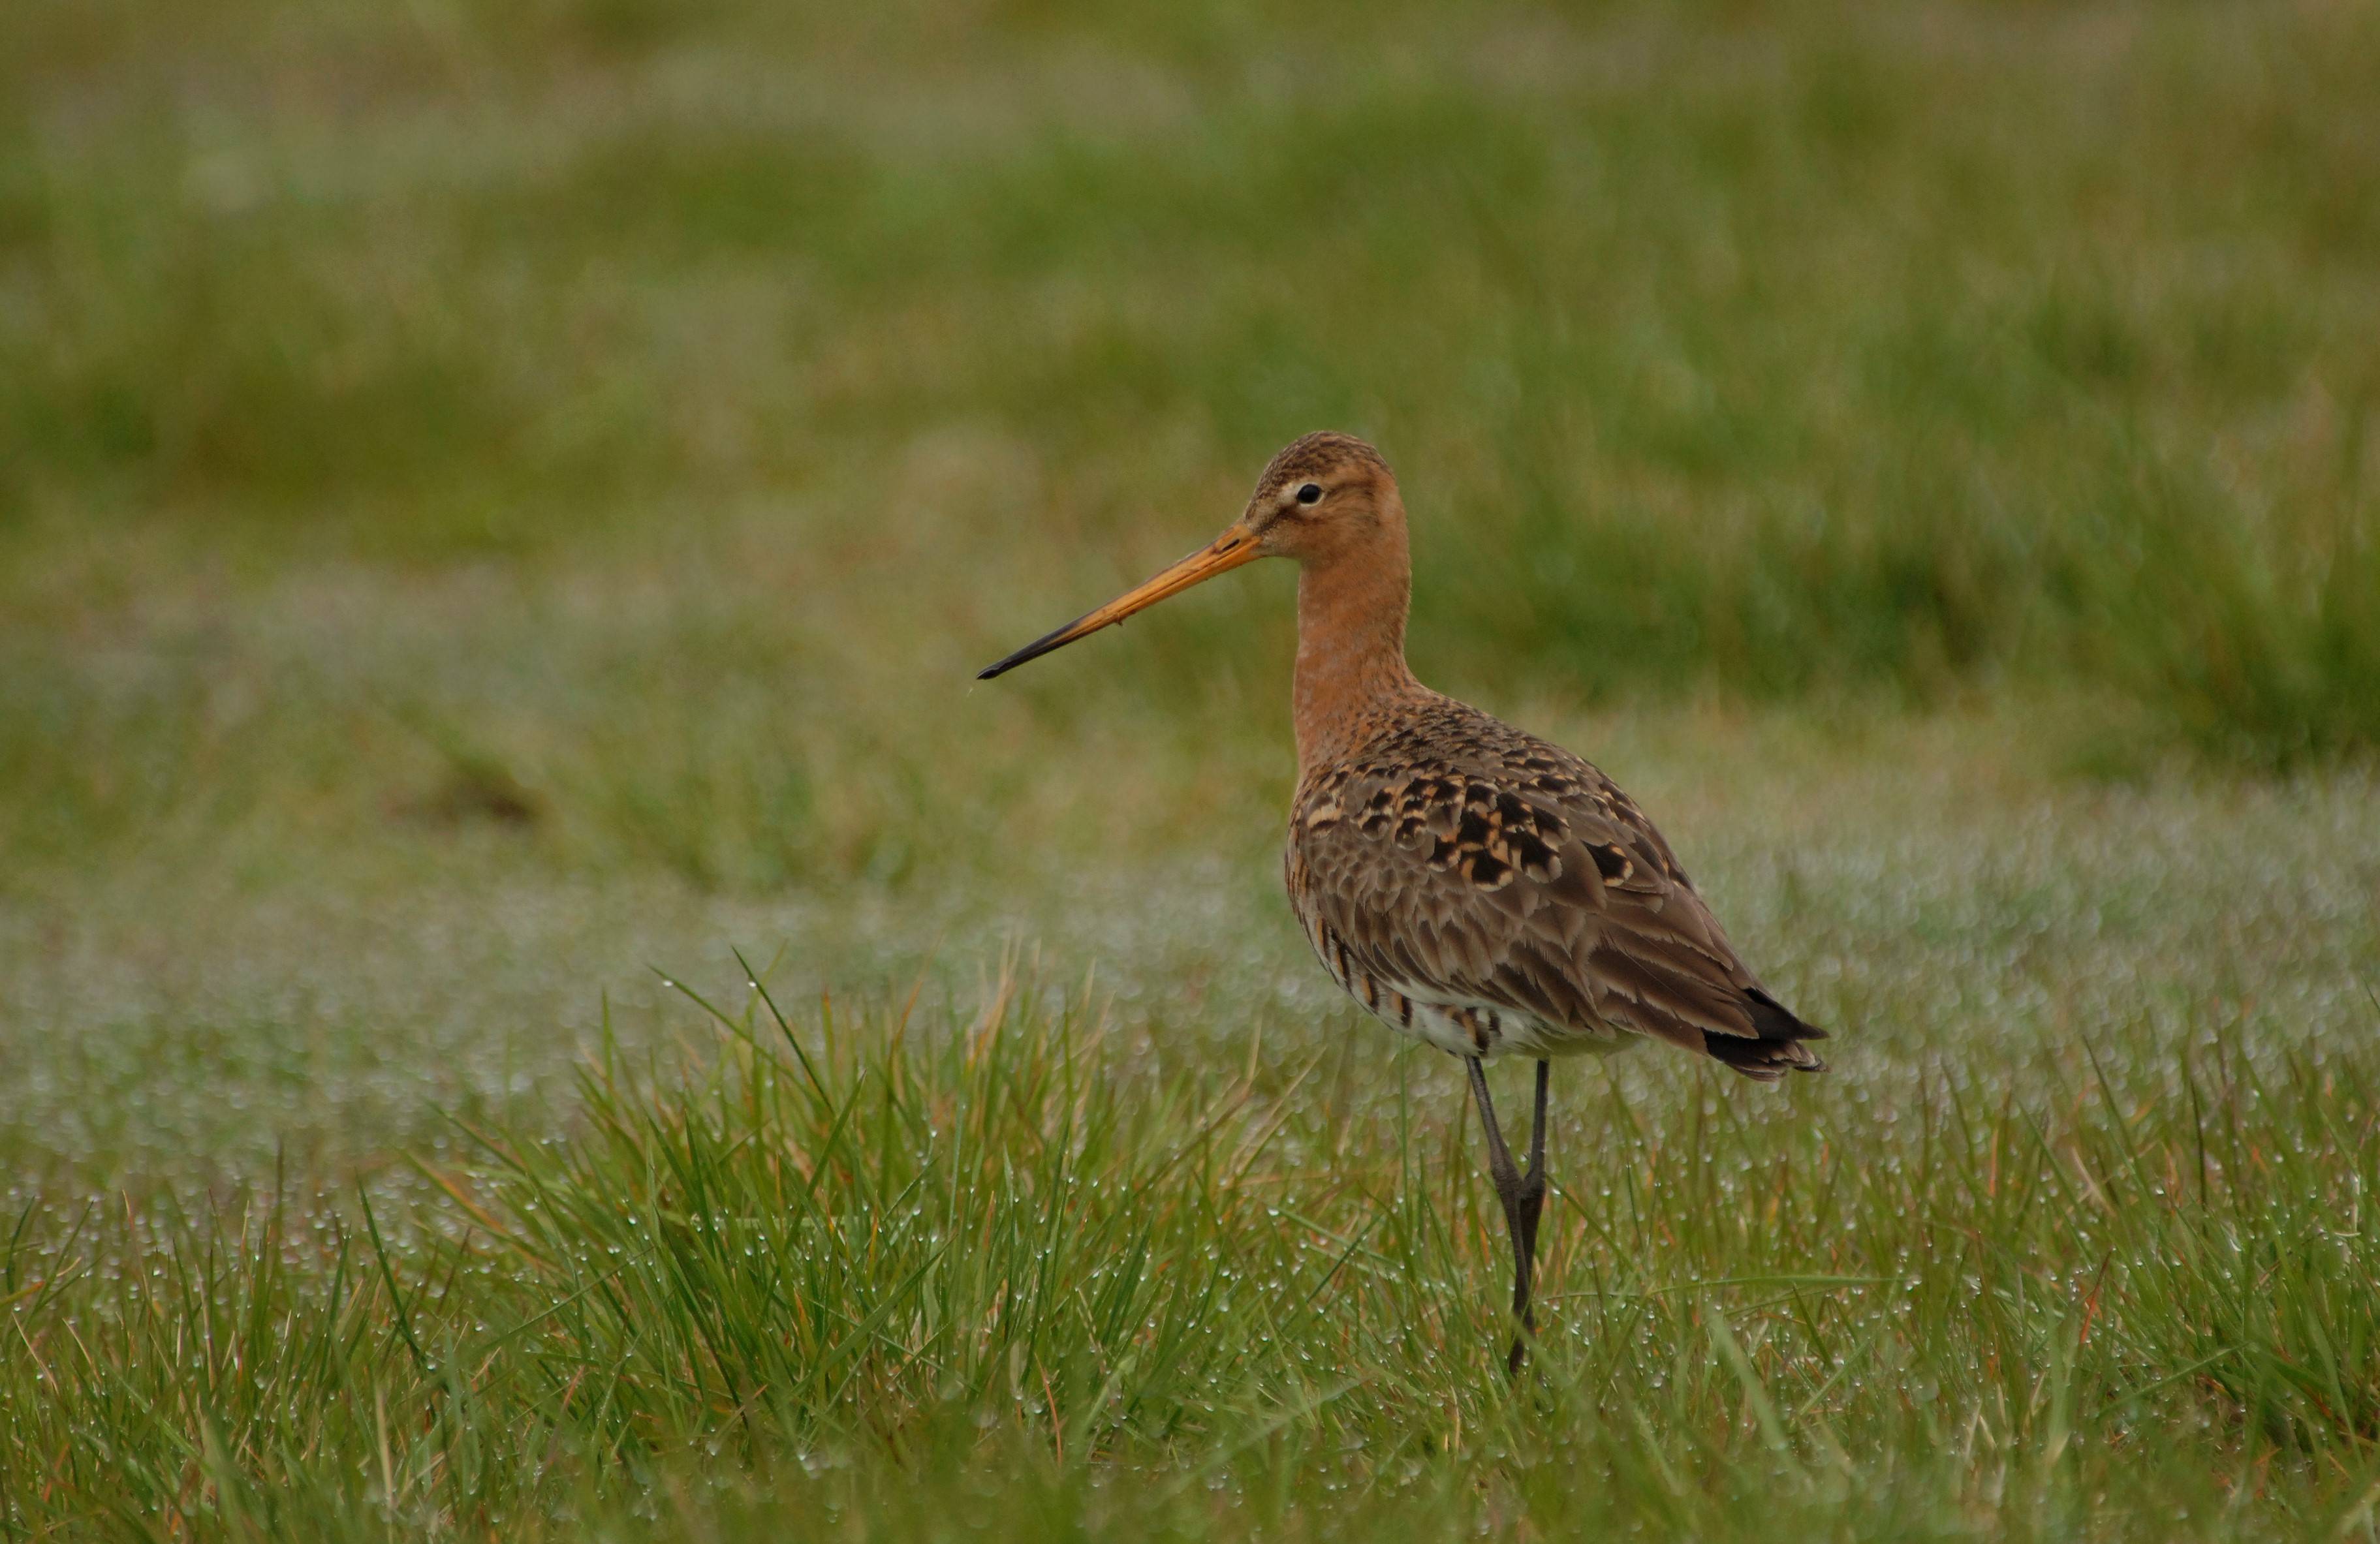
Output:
[1465,1057,1551,1373]
[1513,1060,1550,1352]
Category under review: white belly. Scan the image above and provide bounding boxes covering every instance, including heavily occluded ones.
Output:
[1378,987,1635,1061]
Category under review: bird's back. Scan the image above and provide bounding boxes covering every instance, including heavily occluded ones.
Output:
[1285,692,1824,1077]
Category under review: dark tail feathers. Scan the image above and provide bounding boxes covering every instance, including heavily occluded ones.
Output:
[1704,987,1828,1081]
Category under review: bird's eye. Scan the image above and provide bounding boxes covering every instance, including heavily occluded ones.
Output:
[1296,482,1324,505]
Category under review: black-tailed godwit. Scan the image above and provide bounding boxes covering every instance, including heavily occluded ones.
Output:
[980,432,1825,1371]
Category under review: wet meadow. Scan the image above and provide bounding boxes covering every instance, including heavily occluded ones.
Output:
[4,0,2379,1536]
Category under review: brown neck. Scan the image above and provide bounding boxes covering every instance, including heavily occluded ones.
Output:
[1291,512,1424,775]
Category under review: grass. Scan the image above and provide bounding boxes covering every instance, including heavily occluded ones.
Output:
[7,712,2379,1539]
[7,0,2380,1536]
[5,0,2379,777]
[11,927,2380,1539]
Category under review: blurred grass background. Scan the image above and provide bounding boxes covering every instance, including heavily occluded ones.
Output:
[6,0,2380,1536]
[5,0,2379,888]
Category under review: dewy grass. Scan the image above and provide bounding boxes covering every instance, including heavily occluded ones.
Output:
[8,957,2380,1539]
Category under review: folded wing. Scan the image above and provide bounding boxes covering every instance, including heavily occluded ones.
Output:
[1287,700,1826,1080]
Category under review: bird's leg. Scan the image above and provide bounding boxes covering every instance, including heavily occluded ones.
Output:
[1464,1056,1544,1373]
[1514,1060,1550,1264]
[1512,1059,1551,1351]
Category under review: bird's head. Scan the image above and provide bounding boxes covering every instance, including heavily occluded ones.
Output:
[977,431,1400,680]
[1235,431,1403,564]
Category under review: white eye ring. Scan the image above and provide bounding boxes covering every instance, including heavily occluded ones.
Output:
[1295,482,1323,505]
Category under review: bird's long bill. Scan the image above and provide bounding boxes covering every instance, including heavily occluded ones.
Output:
[976,527,1260,680]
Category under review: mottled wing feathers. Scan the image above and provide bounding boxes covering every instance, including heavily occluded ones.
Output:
[1288,698,1826,1080]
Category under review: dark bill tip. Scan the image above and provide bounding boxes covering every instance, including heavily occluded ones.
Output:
[973,527,1258,683]
[975,611,1101,681]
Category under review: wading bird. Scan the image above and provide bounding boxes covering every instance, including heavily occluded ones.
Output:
[979,433,1824,1371]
